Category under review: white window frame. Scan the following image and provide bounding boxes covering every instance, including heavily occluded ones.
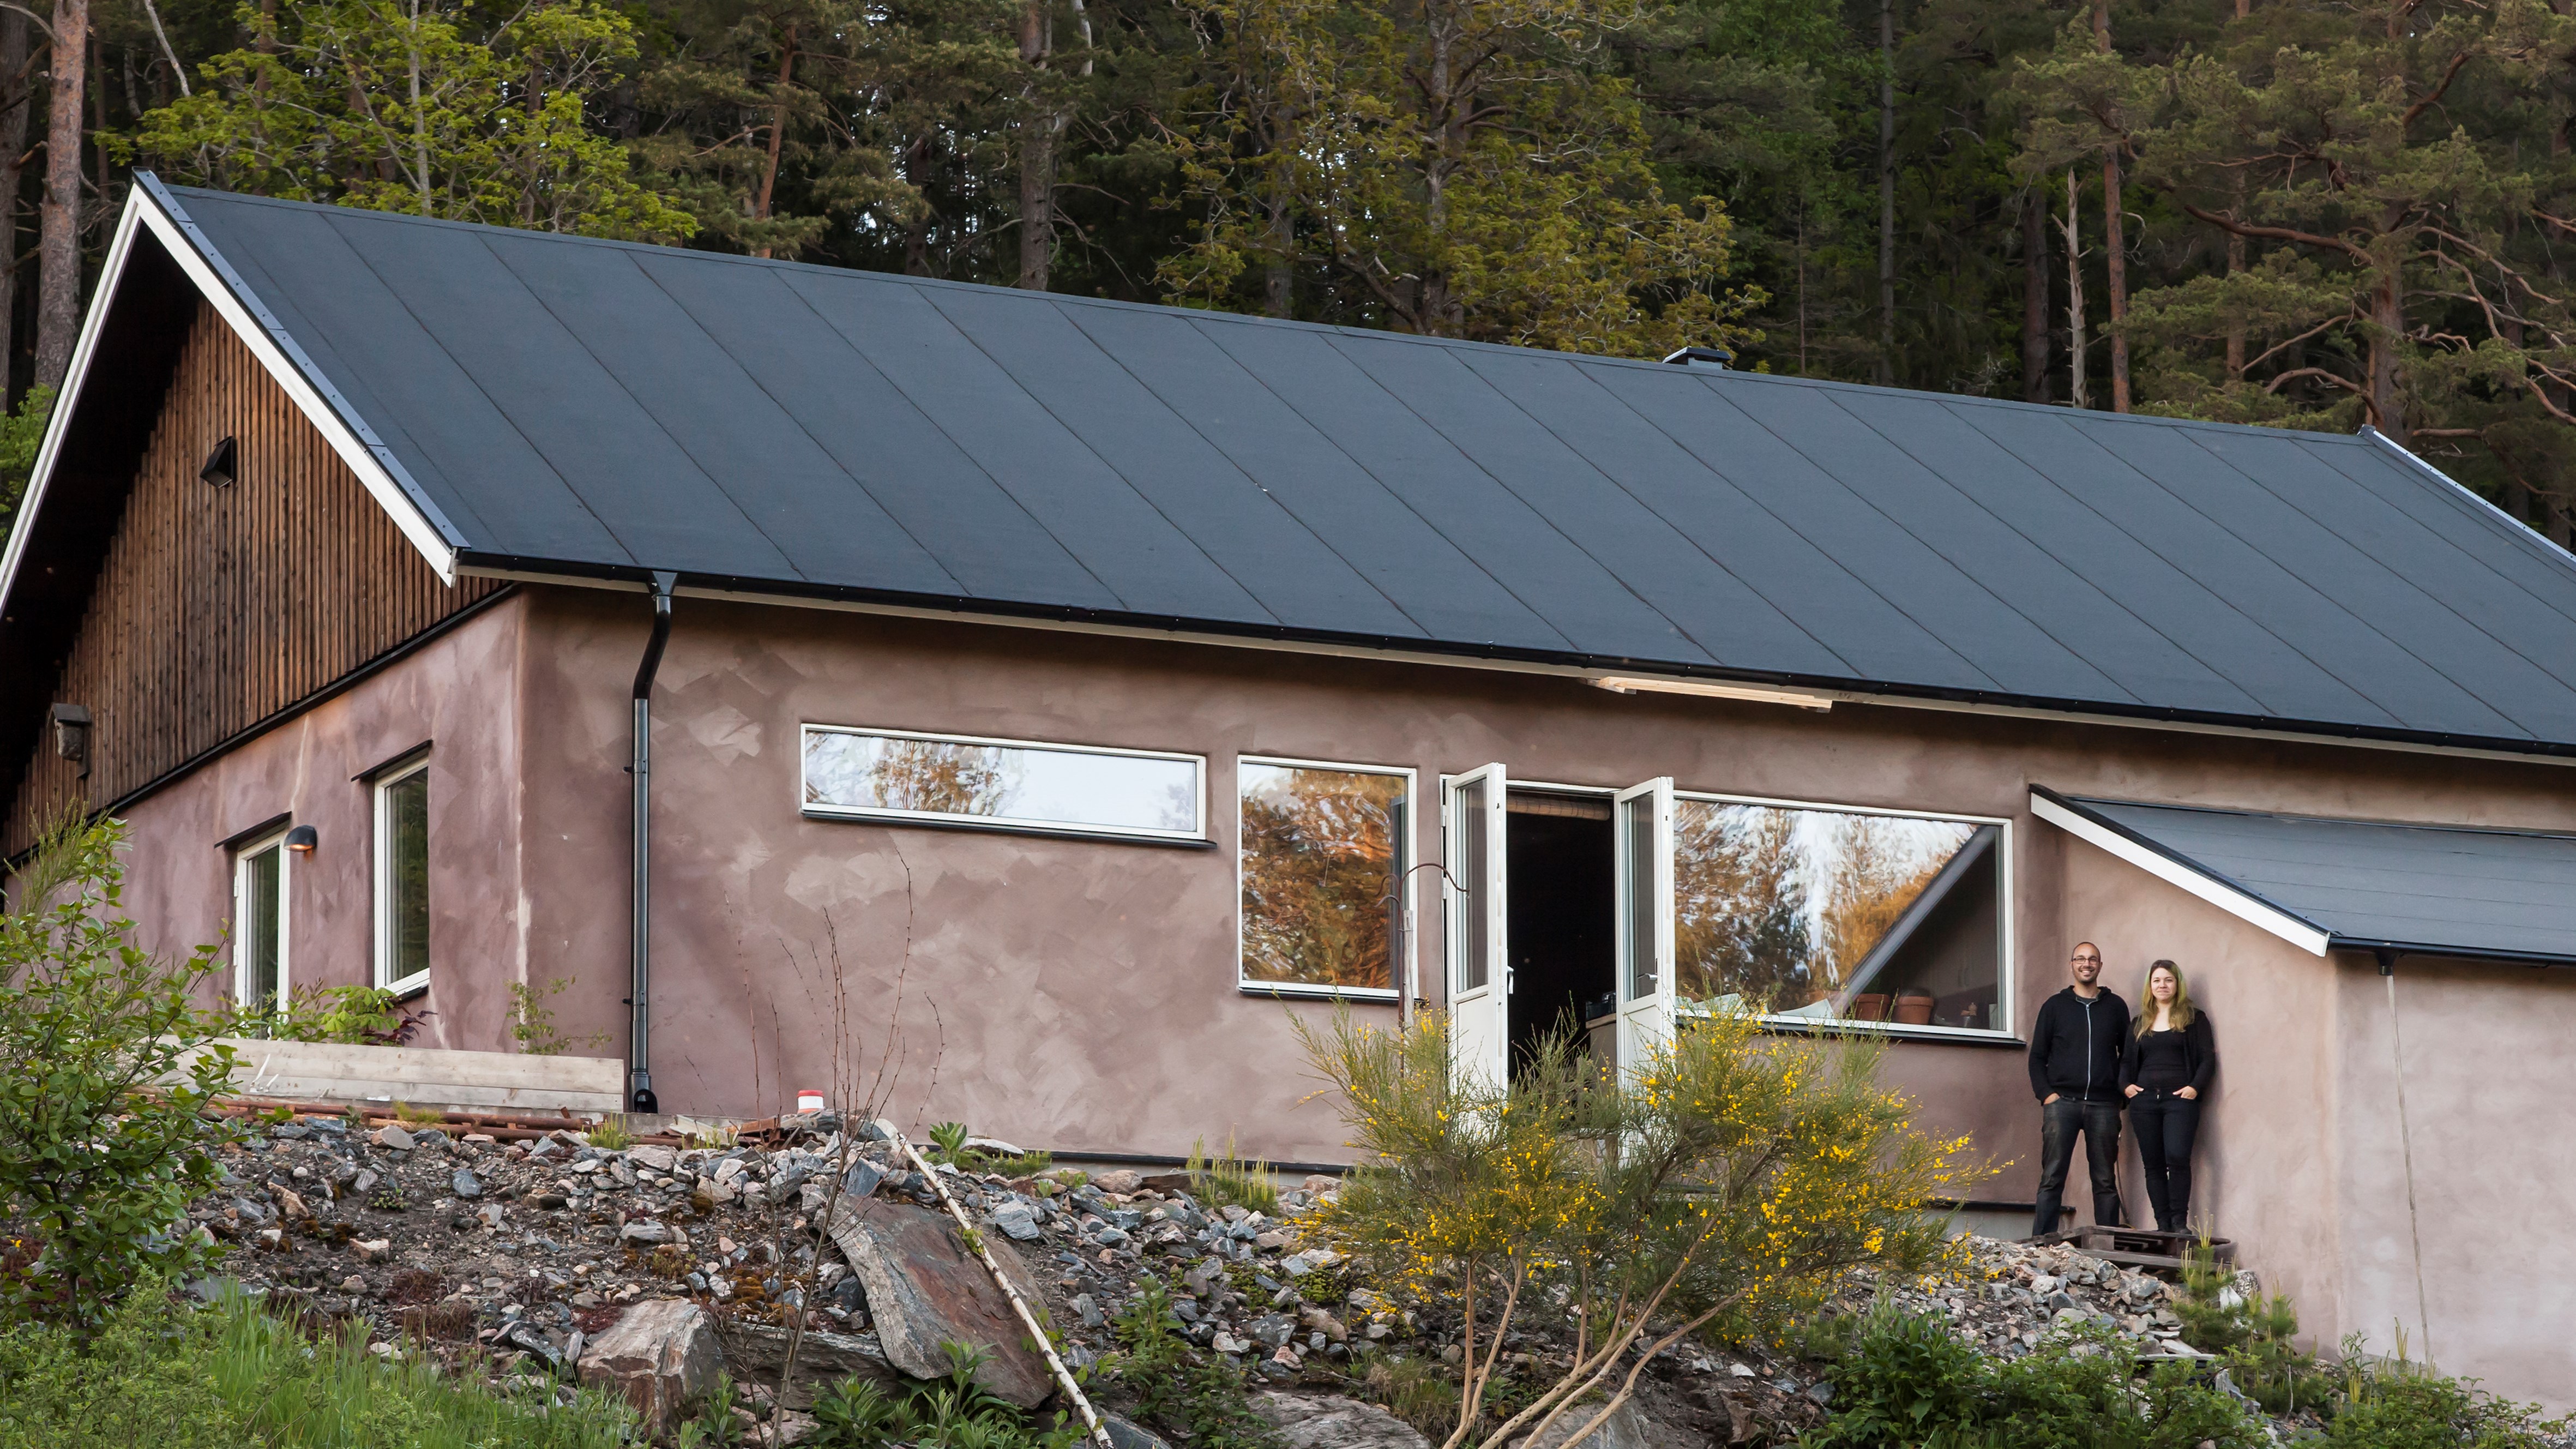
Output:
[1670,788,2017,1043]
[1235,755,1416,1002]
[231,826,291,1017]
[372,755,432,997]
[799,724,1209,844]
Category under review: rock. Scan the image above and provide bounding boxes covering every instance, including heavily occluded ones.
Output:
[1100,1412,1173,1449]
[723,1324,901,1408]
[841,1159,884,1201]
[964,1136,1024,1156]
[499,1320,562,1370]
[372,1126,415,1151]
[452,1169,483,1199]
[990,1205,1042,1242]
[354,1238,392,1262]
[825,1195,1054,1408]
[579,1299,723,1435]
[1092,1170,1143,1194]
[272,1188,310,1220]
[619,1220,674,1245]
[1251,1392,1431,1449]
[629,1145,678,1172]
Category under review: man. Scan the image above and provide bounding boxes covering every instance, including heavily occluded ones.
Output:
[2027,941,2130,1237]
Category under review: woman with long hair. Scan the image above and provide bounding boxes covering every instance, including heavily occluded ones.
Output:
[2121,959,2216,1232]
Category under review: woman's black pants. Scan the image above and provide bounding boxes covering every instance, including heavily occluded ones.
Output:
[2128,1093,2202,1231]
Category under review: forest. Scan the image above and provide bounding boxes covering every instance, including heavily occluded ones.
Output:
[7,0,2576,543]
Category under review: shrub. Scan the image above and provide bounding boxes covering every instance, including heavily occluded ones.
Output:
[0,814,237,1328]
[507,979,609,1057]
[805,1342,1084,1447]
[1299,1006,1987,1448]
[1185,1133,1278,1214]
[1801,1307,2266,1449]
[1102,1278,1279,1448]
[2315,1345,2571,1449]
[237,984,432,1046]
[2172,1238,2319,1414]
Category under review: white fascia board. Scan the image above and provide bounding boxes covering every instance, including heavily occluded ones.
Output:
[0,186,466,614]
[2030,790,2332,956]
[460,564,2576,770]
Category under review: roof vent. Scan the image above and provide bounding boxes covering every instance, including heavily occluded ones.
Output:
[1662,346,1734,369]
[198,436,237,488]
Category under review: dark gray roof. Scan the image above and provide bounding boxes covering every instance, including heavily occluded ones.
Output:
[2041,788,2576,965]
[109,181,2576,753]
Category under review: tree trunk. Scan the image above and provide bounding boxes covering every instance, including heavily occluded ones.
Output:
[753,25,797,260]
[2369,264,2405,445]
[1016,0,1054,291]
[2094,0,2127,412]
[33,0,83,392]
[1263,182,1291,318]
[2022,188,2049,403]
[2062,169,2087,410]
[1876,0,1895,385]
[0,10,29,404]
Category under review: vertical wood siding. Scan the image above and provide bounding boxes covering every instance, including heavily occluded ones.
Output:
[7,302,500,850]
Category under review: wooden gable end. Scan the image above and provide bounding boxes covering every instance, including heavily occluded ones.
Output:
[7,301,503,851]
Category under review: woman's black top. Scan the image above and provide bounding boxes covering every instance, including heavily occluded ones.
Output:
[2118,1012,2215,1095]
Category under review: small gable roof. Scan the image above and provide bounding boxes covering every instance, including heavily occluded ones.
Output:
[14,177,2576,760]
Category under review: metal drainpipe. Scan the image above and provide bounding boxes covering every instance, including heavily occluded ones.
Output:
[628,572,678,1114]
[2376,949,2435,1368]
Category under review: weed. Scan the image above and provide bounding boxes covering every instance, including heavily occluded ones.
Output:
[586,1116,635,1151]
[1103,1278,1280,1448]
[391,1102,447,1127]
[242,984,433,1047]
[806,1342,1084,1447]
[1185,1133,1278,1213]
[508,978,611,1057]
[1361,1350,1461,1437]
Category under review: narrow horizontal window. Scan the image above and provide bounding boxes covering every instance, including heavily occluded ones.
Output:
[1239,761,1410,996]
[802,726,1205,841]
[1674,799,2002,1032]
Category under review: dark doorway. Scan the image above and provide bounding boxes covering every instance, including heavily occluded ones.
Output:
[1506,793,1614,1068]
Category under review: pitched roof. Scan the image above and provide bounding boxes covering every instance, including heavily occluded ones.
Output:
[2032,787,2576,965]
[18,178,2576,759]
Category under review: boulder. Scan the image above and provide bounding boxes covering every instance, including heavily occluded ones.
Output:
[1101,1412,1174,1449]
[721,1323,901,1408]
[1527,1397,1691,1449]
[1251,1392,1431,1449]
[577,1298,722,1435]
[1091,1169,1143,1194]
[826,1195,1053,1408]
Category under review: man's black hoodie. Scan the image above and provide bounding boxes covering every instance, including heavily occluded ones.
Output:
[2027,986,2131,1102]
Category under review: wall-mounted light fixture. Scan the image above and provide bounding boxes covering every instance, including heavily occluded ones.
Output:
[1591,675,1835,712]
[285,825,319,854]
[198,436,238,488]
[48,703,91,768]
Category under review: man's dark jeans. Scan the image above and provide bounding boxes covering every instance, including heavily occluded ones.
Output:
[2032,1097,2124,1237]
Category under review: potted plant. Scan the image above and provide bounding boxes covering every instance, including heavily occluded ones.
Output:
[1893,989,1937,1025]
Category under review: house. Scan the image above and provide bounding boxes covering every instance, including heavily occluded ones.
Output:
[10,177,2576,1403]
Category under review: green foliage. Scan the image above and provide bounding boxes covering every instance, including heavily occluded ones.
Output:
[2172,1239,2317,1415]
[0,814,237,1330]
[507,979,609,1057]
[919,1122,1050,1178]
[123,0,696,243]
[806,1342,1083,1447]
[0,1282,636,1446]
[1300,1005,1983,1448]
[1799,1307,2265,1449]
[0,387,54,538]
[1103,1278,1280,1448]
[584,1116,635,1151]
[1185,1133,1278,1213]
[237,985,431,1047]
[2315,1366,2572,1449]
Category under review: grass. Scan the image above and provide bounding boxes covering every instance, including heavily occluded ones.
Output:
[0,1283,636,1448]
[1185,1133,1278,1213]
[585,1115,635,1151]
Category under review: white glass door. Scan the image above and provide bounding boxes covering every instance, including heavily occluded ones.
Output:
[1444,763,1510,1095]
[1614,778,1675,1081]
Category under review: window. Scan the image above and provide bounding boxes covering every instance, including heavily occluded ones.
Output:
[1238,760,1411,997]
[233,829,290,1023]
[374,757,430,994]
[802,726,1205,843]
[1672,796,2006,1032]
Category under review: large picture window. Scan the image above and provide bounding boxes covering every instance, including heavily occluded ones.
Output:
[374,757,431,994]
[233,829,290,1023]
[1673,797,2005,1031]
[803,726,1205,842]
[1238,760,1410,997]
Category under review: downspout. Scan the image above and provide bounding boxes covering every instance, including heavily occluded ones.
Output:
[2375,949,2434,1368]
[628,572,677,1114]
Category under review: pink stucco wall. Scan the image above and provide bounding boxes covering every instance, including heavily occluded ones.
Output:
[87,577,2576,1404]
[106,594,531,1053]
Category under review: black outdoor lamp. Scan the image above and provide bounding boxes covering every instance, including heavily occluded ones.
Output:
[285,825,319,854]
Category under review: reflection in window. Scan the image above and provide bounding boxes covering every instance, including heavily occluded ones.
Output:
[235,835,287,1026]
[1240,763,1406,993]
[1675,801,2000,1030]
[803,727,1202,840]
[376,762,430,990]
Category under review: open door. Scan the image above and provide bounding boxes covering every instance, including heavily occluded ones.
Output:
[1614,778,1676,1081]
[1445,763,1510,1095]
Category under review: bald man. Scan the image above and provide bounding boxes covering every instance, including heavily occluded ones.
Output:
[2026,941,2130,1237]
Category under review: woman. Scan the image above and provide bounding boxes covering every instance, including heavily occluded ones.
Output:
[2121,959,2216,1232]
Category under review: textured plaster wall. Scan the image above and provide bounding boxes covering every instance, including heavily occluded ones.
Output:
[98,594,530,1054]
